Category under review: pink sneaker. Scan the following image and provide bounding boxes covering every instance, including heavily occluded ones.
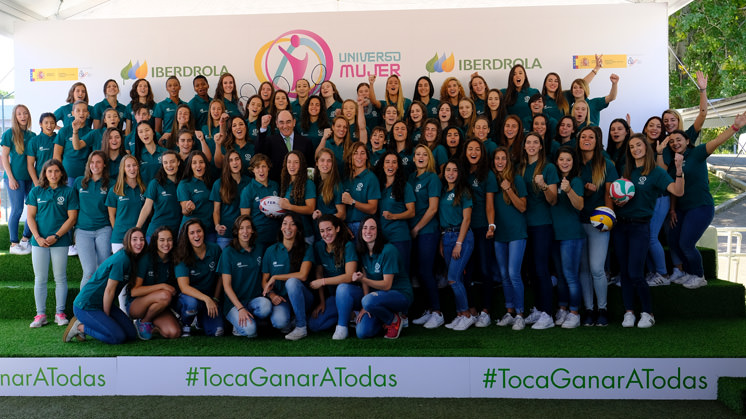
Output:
[30,314,48,328]
[55,313,69,326]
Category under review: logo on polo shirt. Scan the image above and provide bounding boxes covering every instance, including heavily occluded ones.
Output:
[638,176,647,185]
[415,183,422,193]
[374,262,381,273]
[236,262,247,269]
[257,256,262,265]
[447,192,455,201]
[272,261,284,268]
[209,261,216,271]
[356,182,363,192]
[56,196,65,205]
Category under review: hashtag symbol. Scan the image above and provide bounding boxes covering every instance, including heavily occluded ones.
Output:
[483,368,497,388]
[185,367,199,386]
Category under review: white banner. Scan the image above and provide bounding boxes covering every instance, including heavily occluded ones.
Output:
[0,358,116,396]
[1,357,744,398]
[14,3,667,133]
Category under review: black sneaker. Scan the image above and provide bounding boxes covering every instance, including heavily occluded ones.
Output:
[583,309,595,327]
[596,309,609,327]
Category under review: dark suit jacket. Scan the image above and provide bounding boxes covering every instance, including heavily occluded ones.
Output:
[256,130,315,182]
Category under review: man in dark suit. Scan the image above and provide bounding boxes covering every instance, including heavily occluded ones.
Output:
[256,109,315,182]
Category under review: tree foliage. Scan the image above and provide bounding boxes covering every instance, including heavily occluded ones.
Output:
[669,0,746,108]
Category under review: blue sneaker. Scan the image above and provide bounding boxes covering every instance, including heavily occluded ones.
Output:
[134,319,153,340]
[596,309,608,327]
[583,310,595,327]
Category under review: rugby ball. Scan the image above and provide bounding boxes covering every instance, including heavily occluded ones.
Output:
[589,206,616,232]
[259,196,285,217]
[610,178,636,205]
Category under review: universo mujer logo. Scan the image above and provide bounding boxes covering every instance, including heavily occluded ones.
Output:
[254,29,334,99]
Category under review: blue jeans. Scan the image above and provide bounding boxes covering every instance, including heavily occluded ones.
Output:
[31,246,68,314]
[494,239,526,314]
[216,237,231,249]
[75,227,112,289]
[390,240,412,277]
[347,222,361,239]
[613,221,653,313]
[552,238,584,312]
[466,226,498,312]
[330,283,364,327]
[413,232,440,311]
[177,293,224,336]
[4,177,31,243]
[646,195,669,275]
[356,290,410,338]
[580,223,610,311]
[73,305,137,344]
[285,277,315,328]
[225,296,272,337]
[308,296,338,332]
[526,224,553,314]
[442,230,474,313]
[669,205,714,277]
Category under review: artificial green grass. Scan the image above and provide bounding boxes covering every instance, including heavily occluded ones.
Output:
[0,397,740,419]
[2,317,746,359]
[718,377,746,415]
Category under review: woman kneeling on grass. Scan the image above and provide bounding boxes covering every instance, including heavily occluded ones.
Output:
[64,227,145,344]
[128,226,181,340]
[353,216,413,339]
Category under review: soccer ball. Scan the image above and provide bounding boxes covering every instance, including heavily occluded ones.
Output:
[610,178,635,204]
[590,206,616,232]
[258,196,285,217]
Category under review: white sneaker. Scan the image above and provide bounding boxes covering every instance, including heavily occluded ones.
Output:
[284,326,307,341]
[683,275,707,289]
[531,312,555,330]
[412,311,431,325]
[54,313,69,326]
[9,244,24,255]
[10,241,31,255]
[644,272,655,283]
[475,312,491,328]
[68,245,78,257]
[496,313,514,327]
[444,315,462,329]
[453,315,476,331]
[524,307,541,324]
[637,312,655,328]
[554,308,568,326]
[332,325,348,340]
[622,312,636,328]
[423,312,444,329]
[561,313,580,329]
[512,315,525,331]
[670,268,687,284]
[647,272,670,287]
[30,314,48,328]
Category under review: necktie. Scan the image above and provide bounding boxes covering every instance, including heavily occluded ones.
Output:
[284,136,291,151]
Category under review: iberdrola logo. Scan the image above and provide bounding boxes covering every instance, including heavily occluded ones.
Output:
[425,52,455,74]
[120,60,148,83]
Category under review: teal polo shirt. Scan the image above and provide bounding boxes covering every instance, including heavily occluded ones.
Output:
[467,170,498,229]
[92,99,127,122]
[154,97,187,133]
[26,185,79,247]
[550,176,585,241]
[501,87,539,122]
[315,180,343,216]
[314,240,358,279]
[239,178,281,246]
[175,242,222,294]
[494,174,528,243]
[616,166,672,219]
[1,129,34,181]
[106,183,146,243]
[55,124,92,179]
[407,171,441,235]
[144,178,181,237]
[579,158,618,222]
[136,145,167,185]
[360,243,413,304]
[189,94,212,129]
[380,182,415,243]
[74,249,133,311]
[54,103,93,128]
[26,132,56,177]
[261,242,314,297]
[671,144,713,211]
[210,175,251,238]
[522,161,559,227]
[439,186,473,230]
[218,244,265,316]
[177,177,213,228]
[75,177,111,231]
[344,169,381,223]
[284,178,316,237]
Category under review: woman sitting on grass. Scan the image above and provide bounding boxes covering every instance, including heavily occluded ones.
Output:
[64,227,145,344]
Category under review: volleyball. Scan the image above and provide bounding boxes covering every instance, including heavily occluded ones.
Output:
[259,196,285,217]
[609,178,636,204]
[589,206,616,232]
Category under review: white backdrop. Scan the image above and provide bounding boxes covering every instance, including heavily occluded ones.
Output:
[14,3,667,134]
